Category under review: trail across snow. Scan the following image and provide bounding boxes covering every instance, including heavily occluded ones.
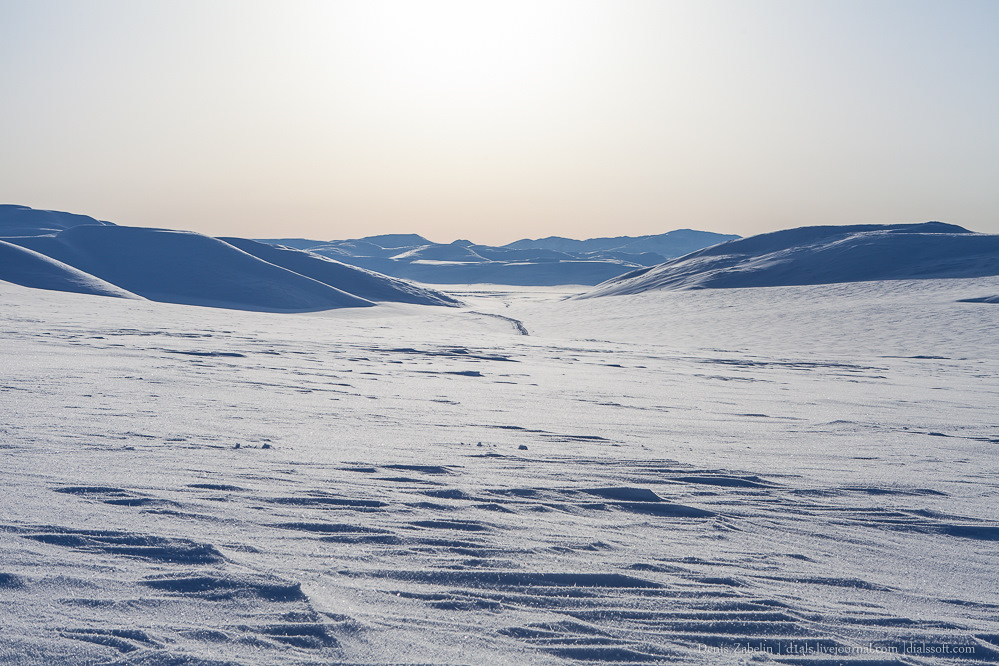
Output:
[1,277,998,664]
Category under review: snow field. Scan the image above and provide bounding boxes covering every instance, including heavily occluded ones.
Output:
[1,278,997,664]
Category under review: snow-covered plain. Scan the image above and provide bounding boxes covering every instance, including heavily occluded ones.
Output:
[1,277,998,665]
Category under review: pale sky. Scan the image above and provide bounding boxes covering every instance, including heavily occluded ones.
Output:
[1,0,997,244]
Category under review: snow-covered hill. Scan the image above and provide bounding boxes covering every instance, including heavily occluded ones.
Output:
[259,230,739,286]
[0,240,140,299]
[0,203,114,236]
[219,237,459,307]
[0,206,456,311]
[8,225,376,312]
[505,228,740,257]
[581,222,999,297]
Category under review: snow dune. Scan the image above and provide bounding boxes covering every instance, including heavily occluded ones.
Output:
[582,221,999,297]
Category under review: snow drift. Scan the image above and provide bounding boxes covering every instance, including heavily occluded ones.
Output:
[581,222,999,297]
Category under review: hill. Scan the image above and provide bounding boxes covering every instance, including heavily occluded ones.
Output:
[0,204,114,236]
[0,240,140,299]
[1,205,457,311]
[220,237,459,306]
[270,229,738,286]
[504,228,740,257]
[8,225,375,311]
[580,222,999,297]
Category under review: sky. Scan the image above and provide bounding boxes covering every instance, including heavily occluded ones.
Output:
[1,0,997,245]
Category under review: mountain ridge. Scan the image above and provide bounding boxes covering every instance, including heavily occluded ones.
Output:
[257,229,740,286]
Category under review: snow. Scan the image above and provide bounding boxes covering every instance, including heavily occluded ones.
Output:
[264,230,739,286]
[504,229,741,257]
[340,258,647,286]
[582,222,999,297]
[218,238,459,307]
[6,225,375,312]
[0,204,114,236]
[2,275,998,664]
[390,243,489,262]
[0,240,139,299]
[1,206,459,312]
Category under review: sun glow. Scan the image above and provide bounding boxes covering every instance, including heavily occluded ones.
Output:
[342,1,590,110]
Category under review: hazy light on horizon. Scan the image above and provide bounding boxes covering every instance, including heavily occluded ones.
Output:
[1,0,997,244]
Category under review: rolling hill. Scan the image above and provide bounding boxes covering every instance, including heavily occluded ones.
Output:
[257,229,739,286]
[581,222,999,297]
[0,206,457,311]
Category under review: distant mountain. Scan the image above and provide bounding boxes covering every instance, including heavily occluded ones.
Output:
[361,233,433,249]
[1,204,742,296]
[504,229,740,257]
[390,242,489,262]
[253,237,329,251]
[0,205,457,311]
[580,222,999,297]
[267,229,739,286]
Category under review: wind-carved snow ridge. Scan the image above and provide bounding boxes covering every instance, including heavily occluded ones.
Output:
[958,295,999,304]
[2,269,999,663]
[580,221,999,297]
[467,311,530,335]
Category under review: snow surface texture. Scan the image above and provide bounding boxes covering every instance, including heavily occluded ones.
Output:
[0,206,455,311]
[581,222,999,297]
[2,277,998,664]
[257,230,739,286]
